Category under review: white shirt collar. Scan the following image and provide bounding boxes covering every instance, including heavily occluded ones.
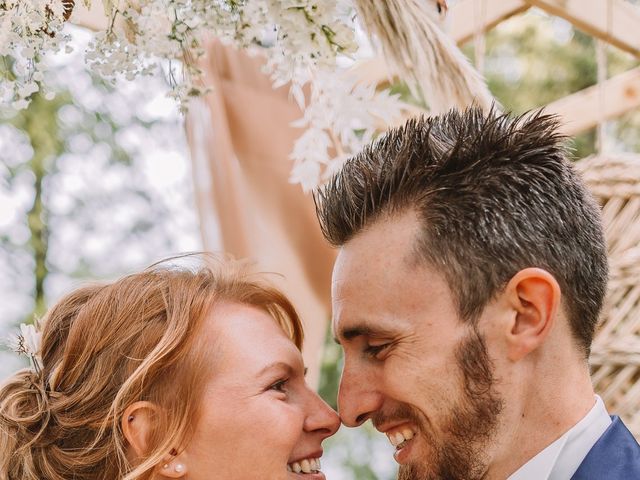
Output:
[507,395,611,480]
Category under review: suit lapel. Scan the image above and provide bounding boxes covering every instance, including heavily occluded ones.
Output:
[571,416,640,479]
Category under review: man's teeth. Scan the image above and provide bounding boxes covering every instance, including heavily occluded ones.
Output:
[287,457,321,474]
[387,428,415,448]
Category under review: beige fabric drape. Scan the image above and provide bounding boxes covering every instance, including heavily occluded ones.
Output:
[185,40,336,386]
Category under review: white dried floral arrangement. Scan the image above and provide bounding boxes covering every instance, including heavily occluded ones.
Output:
[6,322,43,373]
[0,0,411,189]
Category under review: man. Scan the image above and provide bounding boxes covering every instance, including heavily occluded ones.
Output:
[315,108,640,479]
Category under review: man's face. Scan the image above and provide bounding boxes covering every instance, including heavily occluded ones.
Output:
[332,213,504,480]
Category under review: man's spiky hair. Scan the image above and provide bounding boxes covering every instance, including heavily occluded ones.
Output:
[315,107,608,355]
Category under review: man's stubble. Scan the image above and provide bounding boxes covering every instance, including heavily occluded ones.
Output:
[397,328,504,480]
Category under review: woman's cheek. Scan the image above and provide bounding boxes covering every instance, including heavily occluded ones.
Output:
[268,400,306,443]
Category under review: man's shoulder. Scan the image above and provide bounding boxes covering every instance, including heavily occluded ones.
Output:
[571,416,640,479]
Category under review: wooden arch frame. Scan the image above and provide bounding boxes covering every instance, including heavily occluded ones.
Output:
[357,0,640,136]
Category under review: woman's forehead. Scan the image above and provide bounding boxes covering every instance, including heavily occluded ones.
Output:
[202,301,302,375]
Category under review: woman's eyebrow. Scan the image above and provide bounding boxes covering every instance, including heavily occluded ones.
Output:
[255,361,293,378]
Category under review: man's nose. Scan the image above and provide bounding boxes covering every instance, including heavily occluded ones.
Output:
[338,362,383,427]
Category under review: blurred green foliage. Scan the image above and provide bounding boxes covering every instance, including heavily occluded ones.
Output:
[464,11,639,159]
[1,46,190,329]
[8,92,68,317]
[319,323,342,410]
[1,82,133,322]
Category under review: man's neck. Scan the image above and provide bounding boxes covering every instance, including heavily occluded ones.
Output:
[485,363,596,480]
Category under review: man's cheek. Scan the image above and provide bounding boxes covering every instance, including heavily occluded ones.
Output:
[382,363,420,401]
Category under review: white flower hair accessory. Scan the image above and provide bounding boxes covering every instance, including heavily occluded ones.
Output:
[7,321,43,374]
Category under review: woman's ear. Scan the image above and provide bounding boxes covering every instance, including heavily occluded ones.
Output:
[122,403,189,478]
[122,401,158,458]
[503,267,561,362]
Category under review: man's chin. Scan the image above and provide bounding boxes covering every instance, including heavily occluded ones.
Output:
[398,463,433,480]
[397,443,438,480]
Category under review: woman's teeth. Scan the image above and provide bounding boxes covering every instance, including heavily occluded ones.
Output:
[387,428,415,449]
[287,457,321,474]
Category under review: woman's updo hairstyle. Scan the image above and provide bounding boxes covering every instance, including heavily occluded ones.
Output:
[0,256,303,479]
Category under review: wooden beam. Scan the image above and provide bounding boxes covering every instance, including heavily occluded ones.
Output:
[451,0,530,45]
[545,66,640,136]
[525,0,640,57]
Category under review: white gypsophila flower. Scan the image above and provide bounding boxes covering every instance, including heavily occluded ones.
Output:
[3,0,405,189]
[11,98,31,110]
[2,0,357,112]
[1,0,71,108]
[262,0,357,90]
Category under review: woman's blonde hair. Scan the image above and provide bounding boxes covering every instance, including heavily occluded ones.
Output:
[0,256,303,480]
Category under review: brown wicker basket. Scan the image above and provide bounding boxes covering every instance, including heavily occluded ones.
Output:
[576,154,640,437]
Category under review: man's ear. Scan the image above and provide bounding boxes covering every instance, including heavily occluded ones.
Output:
[503,268,561,362]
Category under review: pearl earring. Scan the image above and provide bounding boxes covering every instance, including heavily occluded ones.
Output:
[174,464,185,473]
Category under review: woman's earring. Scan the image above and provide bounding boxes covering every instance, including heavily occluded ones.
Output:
[174,464,185,473]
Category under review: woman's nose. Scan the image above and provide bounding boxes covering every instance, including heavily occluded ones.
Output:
[303,390,341,438]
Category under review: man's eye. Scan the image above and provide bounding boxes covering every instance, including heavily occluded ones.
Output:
[364,343,390,358]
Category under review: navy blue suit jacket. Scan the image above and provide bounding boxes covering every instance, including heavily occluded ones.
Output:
[571,416,640,479]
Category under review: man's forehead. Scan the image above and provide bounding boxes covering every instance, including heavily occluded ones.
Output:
[332,234,417,288]
[342,212,420,256]
[330,212,432,341]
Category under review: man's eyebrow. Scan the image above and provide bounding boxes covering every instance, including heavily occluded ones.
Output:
[334,324,395,344]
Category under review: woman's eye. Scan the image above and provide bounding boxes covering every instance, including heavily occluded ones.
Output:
[269,379,289,393]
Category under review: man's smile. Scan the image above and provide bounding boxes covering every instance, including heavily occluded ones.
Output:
[378,422,419,464]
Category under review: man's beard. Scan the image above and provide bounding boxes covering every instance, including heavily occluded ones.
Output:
[395,328,503,480]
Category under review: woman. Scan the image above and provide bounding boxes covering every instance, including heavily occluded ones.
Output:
[0,257,339,479]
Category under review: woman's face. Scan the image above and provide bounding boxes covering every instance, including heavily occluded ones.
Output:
[180,301,340,480]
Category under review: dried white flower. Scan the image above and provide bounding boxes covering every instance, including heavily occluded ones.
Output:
[7,322,43,372]
[289,71,405,190]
